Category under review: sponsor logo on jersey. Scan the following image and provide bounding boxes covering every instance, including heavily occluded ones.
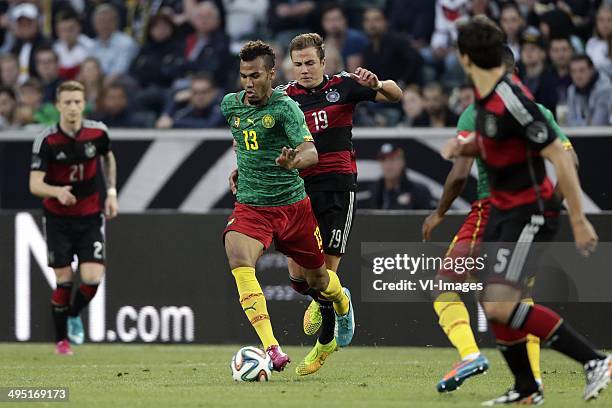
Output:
[84,142,97,158]
[325,89,340,103]
[226,218,236,227]
[262,114,275,129]
[55,151,67,160]
[246,118,255,125]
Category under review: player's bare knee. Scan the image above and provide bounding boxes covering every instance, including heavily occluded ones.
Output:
[79,263,105,284]
[54,267,73,284]
[482,301,518,324]
[303,265,328,292]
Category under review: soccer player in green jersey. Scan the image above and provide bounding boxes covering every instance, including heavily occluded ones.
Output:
[422,46,576,393]
[221,41,354,371]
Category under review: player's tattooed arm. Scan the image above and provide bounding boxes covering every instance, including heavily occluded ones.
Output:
[350,67,402,102]
[422,157,473,241]
[541,139,598,257]
[29,171,77,206]
[275,142,318,170]
[102,151,118,219]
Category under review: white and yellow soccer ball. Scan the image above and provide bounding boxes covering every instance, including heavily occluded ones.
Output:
[230,346,273,382]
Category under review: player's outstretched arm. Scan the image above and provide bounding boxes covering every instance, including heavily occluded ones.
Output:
[422,157,474,241]
[101,151,118,219]
[29,170,76,206]
[541,139,598,257]
[275,142,318,170]
[349,67,402,103]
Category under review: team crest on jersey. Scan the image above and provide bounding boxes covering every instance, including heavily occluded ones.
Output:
[325,89,340,103]
[484,114,497,137]
[232,116,240,128]
[262,114,275,128]
[84,142,97,158]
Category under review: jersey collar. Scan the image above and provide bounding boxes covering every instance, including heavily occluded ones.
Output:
[58,123,82,139]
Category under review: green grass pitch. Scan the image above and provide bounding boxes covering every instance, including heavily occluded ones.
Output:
[0,343,609,407]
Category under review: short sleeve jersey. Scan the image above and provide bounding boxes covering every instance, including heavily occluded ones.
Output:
[221,89,314,206]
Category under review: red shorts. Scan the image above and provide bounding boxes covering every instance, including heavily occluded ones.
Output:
[438,198,490,282]
[223,197,325,269]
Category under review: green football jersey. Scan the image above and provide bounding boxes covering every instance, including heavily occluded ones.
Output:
[457,103,572,200]
[221,89,314,206]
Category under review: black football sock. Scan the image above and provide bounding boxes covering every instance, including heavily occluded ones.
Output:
[498,341,539,394]
[51,282,72,342]
[69,283,99,317]
[546,322,605,364]
[318,301,335,345]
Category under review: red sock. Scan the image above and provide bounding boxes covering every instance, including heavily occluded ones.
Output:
[520,304,562,341]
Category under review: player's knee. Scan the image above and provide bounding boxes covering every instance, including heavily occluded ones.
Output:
[54,267,73,284]
[303,266,328,292]
[482,301,516,324]
[79,263,105,284]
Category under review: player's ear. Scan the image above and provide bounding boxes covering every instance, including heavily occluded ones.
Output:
[269,67,276,81]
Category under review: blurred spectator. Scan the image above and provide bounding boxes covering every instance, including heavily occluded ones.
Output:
[181,1,231,88]
[0,53,19,90]
[34,46,61,103]
[79,0,128,39]
[0,85,17,129]
[567,54,612,126]
[130,13,182,89]
[15,78,58,125]
[53,8,94,80]
[425,0,468,85]
[90,3,138,81]
[399,86,428,127]
[0,2,9,51]
[586,3,612,79]
[323,45,345,76]
[549,36,574,105]
[454,83,475,114]
[9,2,52,83]
[364,143,434,210]
[223,0,268,49]
[361,7,423,87]
[92,82,151,128]
[470,0,500,19]
[130,13,183,115]
[518,27,558,114]
[76,56,104,111]
[500,2,526,61]
[385,0,435,49]
[268,0,317,43]
[413,82,457,128]
[539,9,583,53]
[156,73,225,129]
[334,0,386,28]
[320,4,367,73]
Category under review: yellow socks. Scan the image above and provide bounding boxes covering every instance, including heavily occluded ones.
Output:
[232,267,278,349]
[434,292,480,360]
[523,298,542,383]
[320,270,349,315]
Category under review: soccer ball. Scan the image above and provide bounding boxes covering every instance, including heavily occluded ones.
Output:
[230,346,273,382]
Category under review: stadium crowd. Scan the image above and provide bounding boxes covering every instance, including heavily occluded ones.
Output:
[0,0,610,131]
